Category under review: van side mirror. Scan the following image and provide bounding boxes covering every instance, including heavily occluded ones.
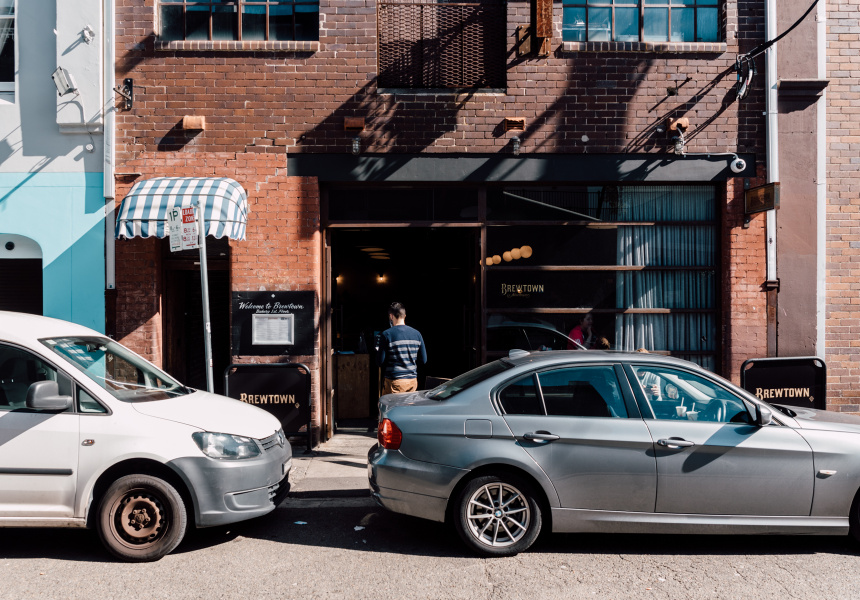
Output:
[26,381,73,411]
[755,404,773,427]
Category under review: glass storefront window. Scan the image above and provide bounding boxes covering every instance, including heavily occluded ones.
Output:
[485,185,719,370]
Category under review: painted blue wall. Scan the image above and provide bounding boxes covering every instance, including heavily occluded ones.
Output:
[0,172,105,332]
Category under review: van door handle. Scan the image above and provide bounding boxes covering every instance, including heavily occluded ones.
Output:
[657,438,695,448]
[524,431,560,441]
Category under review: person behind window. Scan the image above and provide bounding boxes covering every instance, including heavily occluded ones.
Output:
[567,313,595,349]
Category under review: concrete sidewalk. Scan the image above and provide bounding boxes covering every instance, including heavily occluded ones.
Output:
[288,429,377,498]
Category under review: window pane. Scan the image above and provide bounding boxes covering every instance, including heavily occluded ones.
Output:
[614,7,639,42]
[0,345,61,410]
[697,7,718,41]
[160,6,184,41]
[269,5,294,41]
[186,6,210,40]
[78,388,107,414]
[588,7,612,41]
[631,366,751,423]
[294,4,319,41]
[498,375,543,415]
[538,366,627,418]
[212,5,238,40]
[670,7,694,41]
[562,7,587,42]
[243,6,267,41]
[0,19,12,83]
[0,0,13,16]
[643,7,668,41]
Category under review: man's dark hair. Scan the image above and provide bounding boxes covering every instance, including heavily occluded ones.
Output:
[388,302,406,319]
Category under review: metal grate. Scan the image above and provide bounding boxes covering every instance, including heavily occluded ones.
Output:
[378,0,506,89]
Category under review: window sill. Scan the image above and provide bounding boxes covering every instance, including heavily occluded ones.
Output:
[154,39,320,53]
[376,88,506,96]
[0,92,14,105]
[561,41,727,54]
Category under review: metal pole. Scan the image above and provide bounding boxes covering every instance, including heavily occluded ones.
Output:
[197,198,215,392]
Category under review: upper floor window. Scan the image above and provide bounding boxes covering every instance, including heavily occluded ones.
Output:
[0,0,14,93]
[378,0,506,89]
[562,0,719,43]
[159,0,319,42]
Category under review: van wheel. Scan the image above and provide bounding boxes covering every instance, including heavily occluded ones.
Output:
[454,474,542,557]
[97,474,187,562]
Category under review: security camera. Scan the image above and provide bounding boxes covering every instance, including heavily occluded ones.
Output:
[730,157,747,174]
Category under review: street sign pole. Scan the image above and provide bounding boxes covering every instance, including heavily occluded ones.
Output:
[197,198,215,392]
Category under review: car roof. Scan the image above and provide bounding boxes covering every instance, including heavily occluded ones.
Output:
[0,311,102,347]
[502,349,703,371]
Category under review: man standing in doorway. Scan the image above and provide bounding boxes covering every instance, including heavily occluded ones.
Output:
[377,302,427,395]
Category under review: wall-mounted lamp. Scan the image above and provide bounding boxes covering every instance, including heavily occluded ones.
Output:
[352,136,361,155]
[669,117,689,156]
[511,136,521,156]
[377,273,386,283]
[113,78,134,110]
[51,67,78,97]
[672,131,686,156]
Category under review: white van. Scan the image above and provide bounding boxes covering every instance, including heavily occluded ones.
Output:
[0,312,291,562]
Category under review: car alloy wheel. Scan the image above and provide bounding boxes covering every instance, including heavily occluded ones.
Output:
[455,474,542,556]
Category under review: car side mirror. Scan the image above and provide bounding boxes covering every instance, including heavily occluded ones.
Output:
[26,381,73,411]
[755,404,773,427]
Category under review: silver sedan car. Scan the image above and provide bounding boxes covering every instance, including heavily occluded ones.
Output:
[368,350,860,556]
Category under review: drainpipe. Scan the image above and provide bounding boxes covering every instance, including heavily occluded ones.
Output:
[815,1,826,358]
[103,0,116,292]
[764,0,778,355]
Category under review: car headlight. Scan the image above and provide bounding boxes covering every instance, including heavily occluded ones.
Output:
[192,432,262,460]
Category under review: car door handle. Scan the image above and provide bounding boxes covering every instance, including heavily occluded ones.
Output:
[523,432,560,441]
[657,438,695,448]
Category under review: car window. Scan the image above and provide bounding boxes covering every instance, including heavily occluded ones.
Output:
[42,336,189,402]
[0,343,71,411]
[486,327,529,352]
[498,374,543,415]
[77,387,108,414]
[523,328,570,351]
[427,360,512,400]
[631,365,752,424]
[537,365,628,418]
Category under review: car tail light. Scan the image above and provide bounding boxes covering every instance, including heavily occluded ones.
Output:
[378,419,402,450]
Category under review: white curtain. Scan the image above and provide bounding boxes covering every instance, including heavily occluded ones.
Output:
[614,186,717,369]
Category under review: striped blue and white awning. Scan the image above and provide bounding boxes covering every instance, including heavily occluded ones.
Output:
[115,177,250,241]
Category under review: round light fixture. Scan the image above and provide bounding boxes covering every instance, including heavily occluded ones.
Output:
[520,245,533,259]
[511,248,521,260]
[492,255,501,265]
[503,251,512,262]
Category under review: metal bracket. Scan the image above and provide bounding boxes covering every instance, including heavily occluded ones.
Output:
[113,78,133,110]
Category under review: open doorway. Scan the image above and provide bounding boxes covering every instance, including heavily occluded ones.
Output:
[330,227,479,424]
[162,238,231,395]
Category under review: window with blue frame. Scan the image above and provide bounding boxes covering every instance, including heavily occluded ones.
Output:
[562,0,719,43]
[160,0,319,42]
[0,0,14,92]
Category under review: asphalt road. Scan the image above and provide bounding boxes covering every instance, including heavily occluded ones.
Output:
[2,498,860,600]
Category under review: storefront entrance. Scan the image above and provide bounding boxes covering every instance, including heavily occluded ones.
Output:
[329,227,479,423]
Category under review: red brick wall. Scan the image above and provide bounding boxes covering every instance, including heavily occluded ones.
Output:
[723,170,769,385]
[113,153,323,439]
[115,1,765,158]
[826,2,860,412]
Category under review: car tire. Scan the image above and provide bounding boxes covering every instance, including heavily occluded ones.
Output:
[849,489,860,544]
[454,474,542,557]
[96,474,187,562]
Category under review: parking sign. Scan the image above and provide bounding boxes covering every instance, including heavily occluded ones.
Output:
[180,207,199,250]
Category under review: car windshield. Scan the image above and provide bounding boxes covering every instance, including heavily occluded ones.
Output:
[41,336,190,402]
[426,360,512,400]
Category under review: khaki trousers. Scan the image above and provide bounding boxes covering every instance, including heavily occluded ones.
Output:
[382,378,418,395]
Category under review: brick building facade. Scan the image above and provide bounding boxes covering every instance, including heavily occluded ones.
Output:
[111,0,796,442]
